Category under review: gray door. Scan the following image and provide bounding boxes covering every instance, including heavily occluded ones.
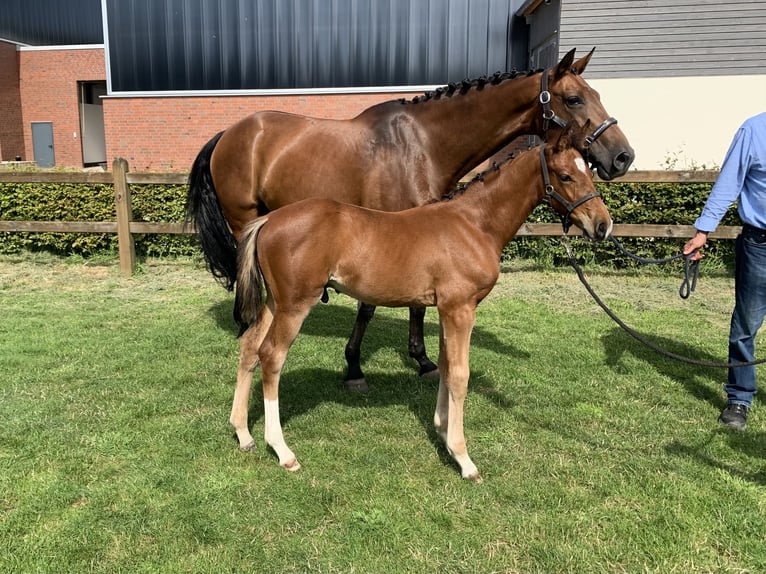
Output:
[32,122,55,167]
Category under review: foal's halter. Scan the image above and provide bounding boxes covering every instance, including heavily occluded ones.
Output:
[539,144,602,233]
[539,68,618,153]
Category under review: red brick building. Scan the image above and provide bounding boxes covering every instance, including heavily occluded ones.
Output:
[0,40,421,172]
[1,0,528,172]
[0,40,24,162]
[102,88,418,172]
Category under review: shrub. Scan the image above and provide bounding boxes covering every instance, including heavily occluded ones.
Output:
[502,181,738,270]
[0,181,197,257]
[0,178,739,268]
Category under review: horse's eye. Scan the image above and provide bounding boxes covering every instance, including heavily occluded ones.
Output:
[565,96,582,107]
[559,174,573,182]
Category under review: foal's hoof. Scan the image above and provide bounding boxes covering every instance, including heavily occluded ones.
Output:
[465,471,483,484]
[344,378,369,392]
[282,458,301,472]
[239,441,257,453]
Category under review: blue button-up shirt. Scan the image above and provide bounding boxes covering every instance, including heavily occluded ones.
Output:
[695,112,766,233]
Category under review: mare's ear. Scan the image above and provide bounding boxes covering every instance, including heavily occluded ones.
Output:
[553,48,576,80]
[571,47,595,75]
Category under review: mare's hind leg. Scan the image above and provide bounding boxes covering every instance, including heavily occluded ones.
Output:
[409,307,438,378]
[230,304,273,451]
[260,304,315,471]
[343,302,376,392]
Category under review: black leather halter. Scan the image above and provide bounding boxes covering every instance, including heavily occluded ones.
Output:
[539,67,618,152]
[539,144,602,233]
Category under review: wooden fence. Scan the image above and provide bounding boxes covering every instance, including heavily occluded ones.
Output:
[0,159,734,276]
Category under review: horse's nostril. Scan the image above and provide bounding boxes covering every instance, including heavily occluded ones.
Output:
[614,151,633,169]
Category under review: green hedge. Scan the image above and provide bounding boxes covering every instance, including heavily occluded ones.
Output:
[0,179,739,268]
[0,182,197,257]
[502,181,738,270]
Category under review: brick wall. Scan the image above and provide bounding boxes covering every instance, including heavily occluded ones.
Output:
[102,92,417,172]
[15,46,524,172]
[0,41,24,161]
[18,47,105,167]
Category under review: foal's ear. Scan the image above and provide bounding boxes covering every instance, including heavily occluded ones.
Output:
[553,48,576,79]
[554,119,591,152]
[571,47,595,75]
[553,121,574,152]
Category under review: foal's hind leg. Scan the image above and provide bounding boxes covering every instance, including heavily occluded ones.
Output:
[231,305,273,452]
[260,304,315,471]
[409,307,438,378]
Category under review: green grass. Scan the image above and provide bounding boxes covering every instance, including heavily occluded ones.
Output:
[1,251,765,573]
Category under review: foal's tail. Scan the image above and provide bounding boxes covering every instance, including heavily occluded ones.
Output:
[185,131,239,291]
[234,217,270,336]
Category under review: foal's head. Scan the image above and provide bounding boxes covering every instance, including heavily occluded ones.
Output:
[543,124,613,241]
[544,48,635,181]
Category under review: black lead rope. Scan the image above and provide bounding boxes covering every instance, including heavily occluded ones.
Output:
[561,236,766,368]
[608,236,699,299]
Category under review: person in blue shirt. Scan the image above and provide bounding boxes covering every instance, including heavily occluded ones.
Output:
[684,112,766,431]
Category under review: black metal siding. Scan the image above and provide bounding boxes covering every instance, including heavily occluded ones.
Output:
[0,0,103,45]
[559,0,766,78]
[105,0,520,92]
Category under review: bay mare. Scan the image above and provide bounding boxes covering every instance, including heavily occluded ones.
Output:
[231,125,613,481]
[186,48,634,390]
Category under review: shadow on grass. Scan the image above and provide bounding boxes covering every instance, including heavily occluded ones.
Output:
[230,364,508,477]
[208,295,529,371]
[600,325,727,409]
[665,429,766,485]
[210,299,524,476]
[602,326,766,482]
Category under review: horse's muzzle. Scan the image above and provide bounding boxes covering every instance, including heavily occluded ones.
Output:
[597,149,635,180]
[581,217,613,242]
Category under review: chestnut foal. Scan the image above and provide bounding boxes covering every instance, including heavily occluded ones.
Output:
[231,125,612,481]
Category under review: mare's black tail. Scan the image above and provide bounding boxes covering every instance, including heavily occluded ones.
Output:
[185,131,238,290]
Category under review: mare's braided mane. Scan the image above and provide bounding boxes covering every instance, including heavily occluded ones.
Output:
[401,68,541,105]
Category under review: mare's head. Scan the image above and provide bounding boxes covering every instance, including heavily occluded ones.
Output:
[541,122,613,241]
[543,48,634,180]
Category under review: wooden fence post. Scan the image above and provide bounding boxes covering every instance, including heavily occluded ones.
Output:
[113,157,136,276]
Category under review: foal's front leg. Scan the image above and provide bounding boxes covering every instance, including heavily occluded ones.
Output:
[434,306,481,482]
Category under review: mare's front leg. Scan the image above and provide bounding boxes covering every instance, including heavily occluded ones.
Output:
[434,305,481,482]
[409,306,438,377]
[343,302,376,392]
[230,305,273,451]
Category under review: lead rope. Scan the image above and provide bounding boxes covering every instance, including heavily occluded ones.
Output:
[561,235,766,368]
[608,236,699,299]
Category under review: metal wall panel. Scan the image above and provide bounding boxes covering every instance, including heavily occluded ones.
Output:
[558,0,766,78]
[104,0,520,92]
[0,0,103,45]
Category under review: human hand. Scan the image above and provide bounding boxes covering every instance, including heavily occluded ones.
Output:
[683,230,708,261]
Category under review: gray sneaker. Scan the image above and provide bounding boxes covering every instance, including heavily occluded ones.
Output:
[718,404,749,431]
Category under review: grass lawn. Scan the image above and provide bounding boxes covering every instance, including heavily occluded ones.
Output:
[1,250,765,573]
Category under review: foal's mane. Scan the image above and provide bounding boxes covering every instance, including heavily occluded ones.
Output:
[439,152,519,202]
[400,68,541,105]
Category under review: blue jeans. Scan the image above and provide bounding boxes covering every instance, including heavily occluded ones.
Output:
[726,225,766,406]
